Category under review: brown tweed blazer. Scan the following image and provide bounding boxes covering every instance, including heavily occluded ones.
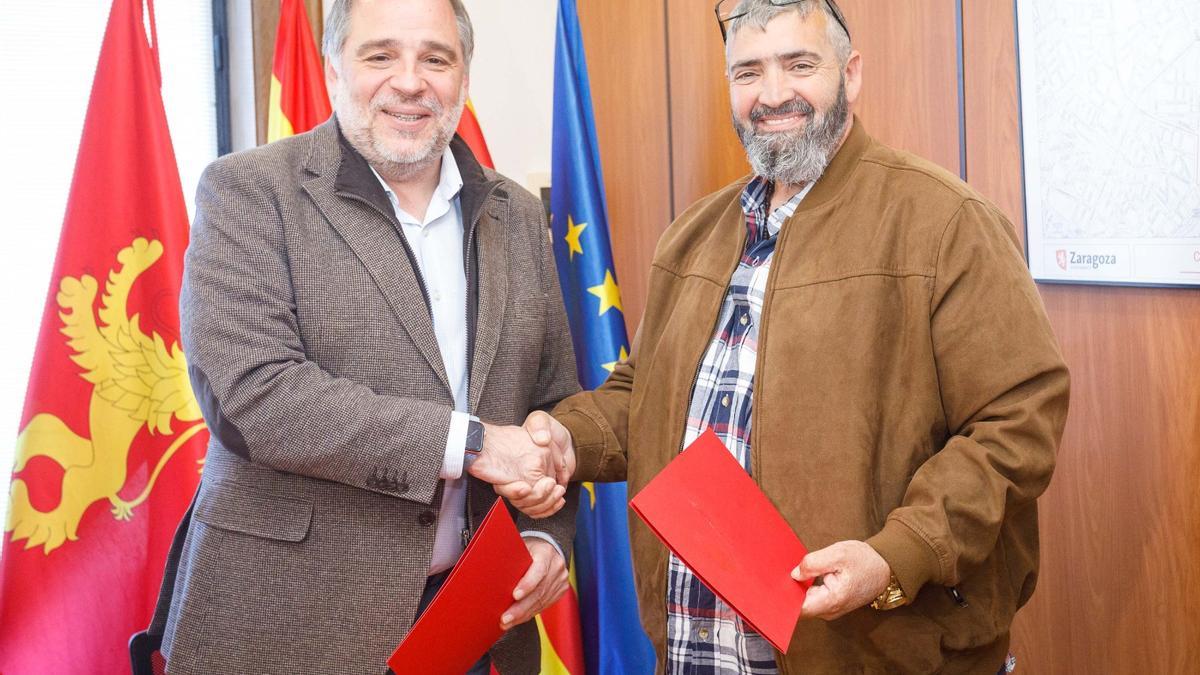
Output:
[150,119,580,674]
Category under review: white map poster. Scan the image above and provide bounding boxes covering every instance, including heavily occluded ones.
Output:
[1017,0,1200,285]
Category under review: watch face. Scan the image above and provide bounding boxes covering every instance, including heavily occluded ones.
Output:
[466,421,484,455]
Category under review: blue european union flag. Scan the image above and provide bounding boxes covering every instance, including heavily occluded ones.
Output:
[550,0,657,672]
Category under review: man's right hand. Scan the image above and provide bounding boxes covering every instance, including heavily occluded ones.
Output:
[467,421,570,518]
[523,411,574,485]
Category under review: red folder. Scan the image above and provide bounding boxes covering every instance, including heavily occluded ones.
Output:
[630,428,810,652]
[388,497,531,675]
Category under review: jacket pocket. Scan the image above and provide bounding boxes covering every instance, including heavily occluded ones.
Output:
[194,480,313,543]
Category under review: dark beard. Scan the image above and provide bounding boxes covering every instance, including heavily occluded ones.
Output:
[733,77,850,185]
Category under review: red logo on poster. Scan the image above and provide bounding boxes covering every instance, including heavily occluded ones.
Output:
[1056,249,1068,270]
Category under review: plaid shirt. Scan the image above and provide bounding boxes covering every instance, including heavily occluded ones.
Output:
[665,177,813,674]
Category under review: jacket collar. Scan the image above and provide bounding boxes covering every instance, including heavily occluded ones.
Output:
[719,115,872,223]
[684,117,872,293]
[303,117,502,230]
[300,118,509,413]
[792,114,872,213]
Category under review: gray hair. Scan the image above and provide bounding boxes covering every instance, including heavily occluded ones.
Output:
[323,0,475,70]
[725,0,852,67]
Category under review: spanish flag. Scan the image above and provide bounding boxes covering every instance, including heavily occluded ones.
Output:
[267,0,331,142]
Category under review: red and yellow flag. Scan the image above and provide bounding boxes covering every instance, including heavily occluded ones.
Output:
[536,564,587,674]
[0,0,208,673]
[457,100,496,169]
[268,0,331,142]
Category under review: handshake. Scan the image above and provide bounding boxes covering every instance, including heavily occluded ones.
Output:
[465,411,575,518]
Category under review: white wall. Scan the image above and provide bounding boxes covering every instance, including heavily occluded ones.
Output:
[228,0,259,152]
[459,0,557,191]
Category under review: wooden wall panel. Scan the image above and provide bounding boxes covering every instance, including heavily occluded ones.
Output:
[1019,286,1200,672]
[962,0,1026,246]
[836,0,961,176]
[665,0,749,216]
[963,2,1200,671]
[577,1,673,336]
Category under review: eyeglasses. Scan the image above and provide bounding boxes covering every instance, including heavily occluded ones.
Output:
[714,0,851,44]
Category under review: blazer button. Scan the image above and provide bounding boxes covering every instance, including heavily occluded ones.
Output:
[418,511,435,527]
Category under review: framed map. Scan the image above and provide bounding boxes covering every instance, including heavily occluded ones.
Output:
[1016,0,1200,286]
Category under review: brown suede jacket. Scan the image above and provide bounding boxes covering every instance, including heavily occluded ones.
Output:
[552,120,1069,674]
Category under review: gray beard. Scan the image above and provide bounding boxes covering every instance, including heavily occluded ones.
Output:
[337,88,466,181]
[734,79,850,186]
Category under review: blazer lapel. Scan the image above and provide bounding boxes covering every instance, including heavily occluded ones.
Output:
[468,200,508,414]
[301,124,452,393]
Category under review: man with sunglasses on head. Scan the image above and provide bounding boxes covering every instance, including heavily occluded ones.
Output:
[517,0,1069,672]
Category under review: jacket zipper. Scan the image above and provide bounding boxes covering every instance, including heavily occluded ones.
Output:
[754,207,794,673]
[663,205,749,660]
[460,183,500,547]
[346,183,500,549]
[947,586,968,607]
[675,210,749,456]
[750,219,791,485]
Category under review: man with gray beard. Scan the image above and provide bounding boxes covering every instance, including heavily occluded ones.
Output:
[147,1,581,673]
[529,0,1070,672]
[731,66,849,189]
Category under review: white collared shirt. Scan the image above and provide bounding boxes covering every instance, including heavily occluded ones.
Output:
[371,148,562,573]
[371,147,472,574]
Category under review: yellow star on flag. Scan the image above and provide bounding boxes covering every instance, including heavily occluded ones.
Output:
[602,346,629,373]
[565,216,587,260]
[587,270,623,316]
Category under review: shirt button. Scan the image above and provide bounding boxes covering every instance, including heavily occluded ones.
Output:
[698,627,710,641]
[739,313,749,326]
[721,395,730,408]
[418,511,435,527]
[432,290,442,302]
[422,229,431,238]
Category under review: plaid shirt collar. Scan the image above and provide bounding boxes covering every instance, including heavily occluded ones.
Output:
[737,177,814,267]
[739,176,814,245]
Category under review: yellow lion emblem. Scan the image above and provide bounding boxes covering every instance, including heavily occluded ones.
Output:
[6,238,207,555]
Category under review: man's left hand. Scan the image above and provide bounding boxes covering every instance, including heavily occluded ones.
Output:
[500,539,569,630]
[792,540,892,620]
